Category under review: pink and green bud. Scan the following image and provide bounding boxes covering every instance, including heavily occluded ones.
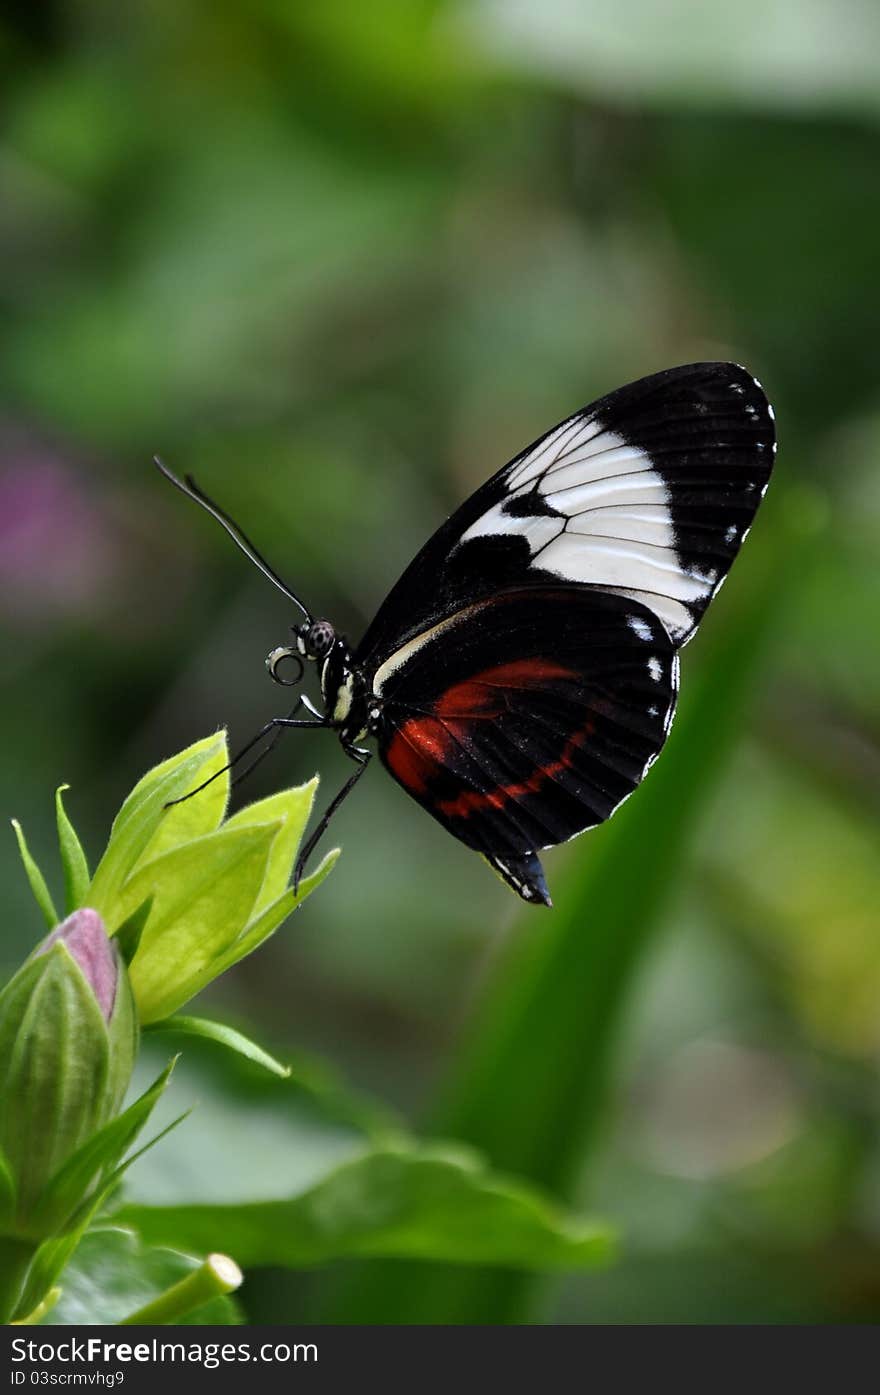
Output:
[35,909,119,1021]
[0,908,137,1234]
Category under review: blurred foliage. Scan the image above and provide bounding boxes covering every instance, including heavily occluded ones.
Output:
[1,0,878,1324]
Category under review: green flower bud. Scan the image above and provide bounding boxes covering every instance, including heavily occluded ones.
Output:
[0,909,137,1235]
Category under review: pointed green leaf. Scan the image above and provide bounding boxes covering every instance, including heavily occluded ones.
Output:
[222,777,318,915]
[16,1107,193,1315]
[14,1231,88,1322]
[0,1238,39,1323]
[88,732,228,922]
[30,1059,177,1236]
[115,1144,615,1271]
[99,1108,192,1198]
[20,1115,196,1322]
[10,821,58,929]
[0,1146,16,1230]
[147,1015,292,1078]
[211,847,340,979]
[114,897,153,967]
[27,1101,194,1311]
[133,738,231,871]
[55,786,90,914]
[122,823,280,1022]
[13,1286,60,1326]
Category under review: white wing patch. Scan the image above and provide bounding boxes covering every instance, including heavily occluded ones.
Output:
[458,421,710,643]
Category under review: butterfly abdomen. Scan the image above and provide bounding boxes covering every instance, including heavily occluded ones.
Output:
[485,852,552,907]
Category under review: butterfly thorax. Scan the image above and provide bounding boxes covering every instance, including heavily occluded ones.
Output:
[319,638,372,744]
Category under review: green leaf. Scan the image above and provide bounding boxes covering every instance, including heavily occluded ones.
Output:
[14,1069,184,1320]
[114,897,153,967]
[222,778,318,915]
[133,738,231,871]
[55,786,90,914]
[15,1232,88,1321]
[30,1059,176,1236]
[0,1146,16,1230]
[146,1015,292,1079]
[211,847,340,978]
[88,732,228,922]
[123,1039,400,1203]
[114,1144,614,1271]
[96,1107,192,1210]
[0,1238,39,1324]
[10,820,58,929]
[11,1285,60,1326]
[120,822,280,1022]
[36,1226,241,1326]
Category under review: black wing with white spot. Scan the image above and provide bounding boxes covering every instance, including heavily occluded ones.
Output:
[356,362,775,672]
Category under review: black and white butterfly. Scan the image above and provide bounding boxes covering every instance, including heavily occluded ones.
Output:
[157,362,775,907]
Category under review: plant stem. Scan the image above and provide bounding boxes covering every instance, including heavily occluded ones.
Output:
[118,1253,242,1324]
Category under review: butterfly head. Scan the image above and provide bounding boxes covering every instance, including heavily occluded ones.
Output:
[267,619,337,685]
[300,619,336,660]
[267,619,363,734]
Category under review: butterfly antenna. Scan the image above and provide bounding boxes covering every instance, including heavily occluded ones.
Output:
[154,456,312,622]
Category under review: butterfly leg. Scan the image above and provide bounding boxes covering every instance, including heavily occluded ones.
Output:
[166,705,326,807]
[226,714,328,793]
[293,745,372,895]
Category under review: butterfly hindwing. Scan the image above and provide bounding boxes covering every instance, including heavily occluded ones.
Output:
[374,587,677,901]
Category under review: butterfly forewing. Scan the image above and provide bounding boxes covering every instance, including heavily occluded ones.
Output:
[356,362,775,671]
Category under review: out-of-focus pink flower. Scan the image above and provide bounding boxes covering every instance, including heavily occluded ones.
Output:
[0,440,115,621]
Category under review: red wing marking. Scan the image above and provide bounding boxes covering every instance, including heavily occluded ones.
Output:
[435,723,594,819]
[434,659,576,718]
[385,718,451,795]
[384,657,582,798]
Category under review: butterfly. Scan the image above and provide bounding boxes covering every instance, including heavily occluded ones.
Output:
[157,361,775,907]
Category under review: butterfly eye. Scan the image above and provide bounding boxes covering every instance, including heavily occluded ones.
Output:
[266,646,304,687]
[307,620,335,658]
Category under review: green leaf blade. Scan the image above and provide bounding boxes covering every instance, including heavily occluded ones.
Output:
[122,823,280,1023]
[55,786,90,914]
[88,732,229,921]
[10,820,58,929]
[222,778,318,915]
[0,1146,16,1231]
[146,1016,292,1079]
[212,847,340,978]
[30,1058,177,1236]
[114,1144,615,1272]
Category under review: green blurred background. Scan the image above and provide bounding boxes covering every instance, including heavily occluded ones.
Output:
[2,0,879,1323]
